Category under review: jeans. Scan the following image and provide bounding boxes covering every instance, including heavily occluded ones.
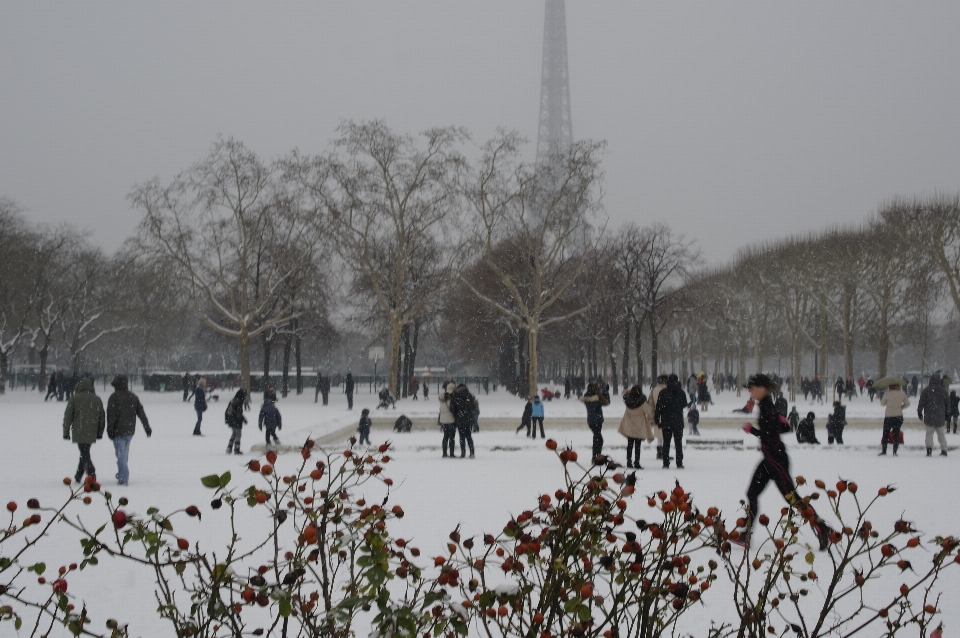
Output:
[264,427,280,445]
[441,424,456,456]
[530,417,544,438]
[347,392,353,410]
[589,422,604,460]
[228,426,242,452]
[194,409,203,435]
[113,435,132,483]
[881,416,903,452]
[457,424,475,457]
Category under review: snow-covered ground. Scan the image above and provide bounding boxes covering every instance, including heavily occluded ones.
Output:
[2,384,959,636]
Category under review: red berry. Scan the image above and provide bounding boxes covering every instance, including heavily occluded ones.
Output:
[177,538,189,551]
[6,502,16,512]
[52,579,67,593]
[545,439,558,450]
[113,511,127,529]
[266,451,278,465]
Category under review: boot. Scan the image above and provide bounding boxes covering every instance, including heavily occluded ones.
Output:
[878,447,887,456]
[941,450,948,457]
[893,446,899,456]
[656,446,663,460]
[676,461,685,469]
[927,448,933,457]
[626,460,633,469]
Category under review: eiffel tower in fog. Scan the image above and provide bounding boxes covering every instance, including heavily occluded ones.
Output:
[536,0,573,161]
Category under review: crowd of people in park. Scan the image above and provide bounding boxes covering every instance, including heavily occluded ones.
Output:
[43,370,80,402]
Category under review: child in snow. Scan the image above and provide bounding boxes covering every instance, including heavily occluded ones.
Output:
[258,396,282,446]
[358,408,372,445]
[225,389,248,455]
[787,406,800,432]
[736,374,833,551]
[530,395,545,438]
[687,406,700,435]
[826,401,846,444]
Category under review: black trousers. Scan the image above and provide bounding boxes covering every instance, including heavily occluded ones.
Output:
[881,416,903,451]
[75,443,96,479]
[588,422,603,460]
[441,424,456,456]
[661,424,683,465]
[264,427,280,445]
[625,437,642,465]
[194,408,204,435]
[358,426,370,445]
[530,417,544,439]
[746,453,796,527]
[457,424,475,456]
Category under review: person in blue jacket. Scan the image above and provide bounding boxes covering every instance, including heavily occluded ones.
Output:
[258,396,282,446]
[530,395,545,439]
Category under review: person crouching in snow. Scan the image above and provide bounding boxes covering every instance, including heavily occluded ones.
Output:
[736,374,833,551]
[358,408,372,446]
[618,384,654,468]
[795,412,820,444]
[258,395,282,447]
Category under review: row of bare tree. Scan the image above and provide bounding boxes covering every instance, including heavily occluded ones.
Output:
[3,122,959,399]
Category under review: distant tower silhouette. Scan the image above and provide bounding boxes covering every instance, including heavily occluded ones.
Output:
[536,0,573,161]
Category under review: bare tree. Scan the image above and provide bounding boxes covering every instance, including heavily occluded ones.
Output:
[291,121,466,396]
[859,223,912,377]
[133,138,323,391]
[462,131,606,398]
[0,199,33,393]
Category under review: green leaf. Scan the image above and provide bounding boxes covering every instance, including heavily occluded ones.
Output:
[805,552,815,565]
[175,561,186,574]
[159,519,173,531]
[31,562,46,575]
[14,617,22,631]
[577,604,592,622]
[147,507,159,516]
[219,471,232,488]
[278,597,292,617]
[201,475,221,489]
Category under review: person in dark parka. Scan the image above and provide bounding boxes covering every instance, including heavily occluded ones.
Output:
[949,390,959,434]
[106,375,151,485]
[225,389,248,455]
[345,373,355,410]
[918,372,949,456]
[795,412,820,444]
[358,408,372,445]
[655,374,687,469]
[450,384,477,458]
[63,377,105,483]
[580,382,611,463]
[258,396,282,446]
[192,378,207,436]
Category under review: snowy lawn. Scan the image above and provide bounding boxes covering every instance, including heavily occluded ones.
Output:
[2,384,959,636]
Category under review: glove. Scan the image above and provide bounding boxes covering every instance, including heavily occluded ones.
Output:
[742,423,752,433]
[146,431,152,438]
[63,435,70,440]
[259,425,263,431]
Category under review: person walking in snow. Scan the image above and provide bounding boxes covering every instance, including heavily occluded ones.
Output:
[62,377,105,484]
[735,374,833,551]
[516,397,533,436]
[345,372,355,410]
[258,394,282,447]
[879,383,909,456]
[826,401,846,444]
[787,406,800,432]
[618,384,654,469]
[191,377,207,436]
[580,382,610,464]
[357,408,372,445]
[917,372,950,457]
[106,375,151,485]
[687,406,700,436]
[225,389,248,455]
[44,372,57,401]
[530,394,545,439]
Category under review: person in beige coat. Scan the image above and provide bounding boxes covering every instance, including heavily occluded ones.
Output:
[879,383,909,456]
[619,384,655,469]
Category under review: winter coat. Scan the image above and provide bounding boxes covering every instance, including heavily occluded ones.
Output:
[918,374,949,427]
[258,399,282,430]
[193,386,207,412]
[687,409,700,427]
[319,376,331,394]
[345,374,355,394]
[580,392,609,427]
[520,402,533,426]
[107,375,151,439]
[881,389,910,418]
[531,397,544,419]
[654,379,686,429]
[225,390,248,428]
[63,378,105,444]
[619,402,655,442]
[450,387,478,428]
[775,395,788,418]
[951,392,960,418]
[744,395,790,457]
[649,383,666,416]
[796,416,819,444]
[438,386,456,425]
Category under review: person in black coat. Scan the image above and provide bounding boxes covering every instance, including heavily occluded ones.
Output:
[191,378,207,436]
[580,382,611,463]
[450,384,477,458]
[737,375,832,550]
[796,412,820,444]
[258,396,282,446]
[358,408,372,445]
[655,374,687,469]
[44,372,58,401]
[516,398,533,436]
[345,373,355,410]
[950,390,959,434]
[826,401,846,444]
[225,389,248,455]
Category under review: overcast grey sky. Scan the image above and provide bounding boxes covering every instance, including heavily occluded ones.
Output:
[2,2,959,264]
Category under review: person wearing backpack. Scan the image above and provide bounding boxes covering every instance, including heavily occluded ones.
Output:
[225,389,248,455]
[530,395,545,439]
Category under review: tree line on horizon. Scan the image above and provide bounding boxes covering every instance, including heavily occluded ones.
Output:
[2,121,959,398]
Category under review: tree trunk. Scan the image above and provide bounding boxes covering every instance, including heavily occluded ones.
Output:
[262,332,272,388]
[402,324,412,398]
[409,320,420,390]
[518,329,528,398]
[388,320,403,396]
[239,330,251,391]
[281,334,292,398]
[608,339,619,395]
[634,315,643,386]
[649,313,659,380]
[0,350,6,395]
[842,286,855,379]
[38,347,48,394]
[295,333,302,395]
[528,327,540,399]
